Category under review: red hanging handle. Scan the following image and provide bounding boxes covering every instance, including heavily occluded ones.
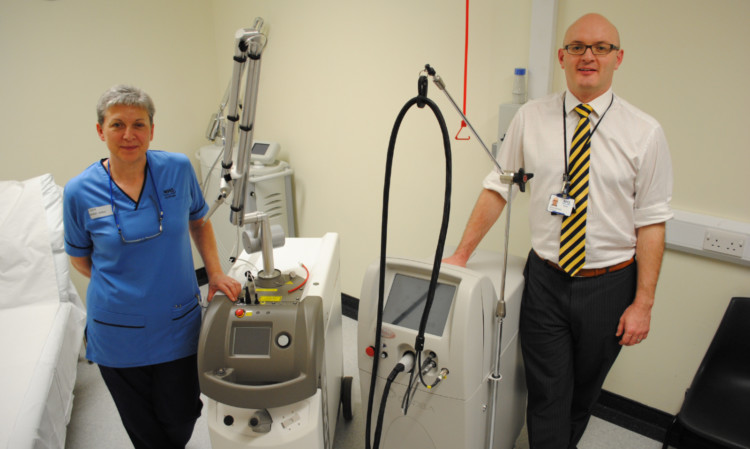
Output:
[455,0,471,141]
[455,120,470,140]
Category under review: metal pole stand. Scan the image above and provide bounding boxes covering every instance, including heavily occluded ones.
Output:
[422,64,533,449]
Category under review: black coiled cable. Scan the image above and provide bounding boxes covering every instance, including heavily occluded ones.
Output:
[365,75,452,449]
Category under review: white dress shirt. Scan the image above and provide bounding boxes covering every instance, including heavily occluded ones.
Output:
[484,89,673,268]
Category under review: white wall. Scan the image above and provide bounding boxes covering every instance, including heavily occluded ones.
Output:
[0,0,219,297]
[208,0,532,302]
[0,0,218,181]
[2,0,749,415]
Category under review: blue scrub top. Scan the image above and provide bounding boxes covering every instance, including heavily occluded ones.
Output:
[64,150,208,368]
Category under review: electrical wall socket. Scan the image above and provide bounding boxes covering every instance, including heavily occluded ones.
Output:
[666,210,750,266]
[703,230,745,257]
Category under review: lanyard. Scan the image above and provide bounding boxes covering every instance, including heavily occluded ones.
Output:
[107,153,164,242]
[561,93,614,179]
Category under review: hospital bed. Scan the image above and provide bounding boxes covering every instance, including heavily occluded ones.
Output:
[0,174,87,449]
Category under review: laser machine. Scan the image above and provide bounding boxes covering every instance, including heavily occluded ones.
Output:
[359,65,533,449]
[198,232,350,449]
[195,19,352,449]
[358,250,527,449]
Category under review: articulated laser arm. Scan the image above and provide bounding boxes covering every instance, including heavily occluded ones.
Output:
[204,18,268,228]
[203,19,285,279]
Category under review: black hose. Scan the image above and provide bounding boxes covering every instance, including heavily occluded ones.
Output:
[366,85,452,449]
[373,364,406,449]
[373,378,394,449]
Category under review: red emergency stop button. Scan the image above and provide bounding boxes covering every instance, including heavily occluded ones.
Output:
[365,346,376,357]
[235,309,246,318]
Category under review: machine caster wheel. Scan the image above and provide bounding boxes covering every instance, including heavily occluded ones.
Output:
[341,376,354,421]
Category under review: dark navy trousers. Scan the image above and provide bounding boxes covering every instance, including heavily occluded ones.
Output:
[520,250,637,449]
[98,354,203,449]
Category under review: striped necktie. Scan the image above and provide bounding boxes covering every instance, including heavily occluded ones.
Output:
[559,103,593,276]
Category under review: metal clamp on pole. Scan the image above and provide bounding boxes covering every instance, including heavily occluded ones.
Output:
[488,372,503,382]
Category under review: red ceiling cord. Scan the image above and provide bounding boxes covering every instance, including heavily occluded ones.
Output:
[455,0,471,141]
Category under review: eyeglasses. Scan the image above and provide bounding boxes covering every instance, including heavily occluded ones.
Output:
[107,158,164,244]
[564,43,619,56]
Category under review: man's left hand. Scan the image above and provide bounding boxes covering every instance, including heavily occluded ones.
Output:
[616,301,652,346]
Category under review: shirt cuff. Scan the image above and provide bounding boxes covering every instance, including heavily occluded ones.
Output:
[634,203,673,228]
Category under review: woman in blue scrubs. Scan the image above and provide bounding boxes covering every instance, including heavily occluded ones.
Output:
[63,85,241,449]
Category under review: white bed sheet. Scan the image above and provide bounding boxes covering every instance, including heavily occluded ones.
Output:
[0,174,86,449]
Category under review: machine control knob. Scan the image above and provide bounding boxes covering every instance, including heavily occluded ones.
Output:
[224,415,234,426]
[276,333,291,348]
[235,309,246,318]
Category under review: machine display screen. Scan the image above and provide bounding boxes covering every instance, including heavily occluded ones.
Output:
[382,274,456,336]
[231,326,271,356]
[251,142,269,155]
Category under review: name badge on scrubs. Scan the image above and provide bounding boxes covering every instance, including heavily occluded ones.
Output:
[88,205,113,219]
[547,194,575,217]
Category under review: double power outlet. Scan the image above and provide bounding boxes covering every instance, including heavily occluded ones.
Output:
[703,230,746,257]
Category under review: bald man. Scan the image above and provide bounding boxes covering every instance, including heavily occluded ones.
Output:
[444,13,673,448]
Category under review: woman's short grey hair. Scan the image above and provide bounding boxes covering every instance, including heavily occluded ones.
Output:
[96,85,155,126]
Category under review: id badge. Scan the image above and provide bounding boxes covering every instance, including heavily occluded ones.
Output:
[547,194,575,216]
[88,204,113,219]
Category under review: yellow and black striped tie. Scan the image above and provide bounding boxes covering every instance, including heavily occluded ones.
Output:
[560,103,593,275]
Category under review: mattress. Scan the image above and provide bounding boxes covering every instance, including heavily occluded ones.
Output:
[0,174,86,449]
